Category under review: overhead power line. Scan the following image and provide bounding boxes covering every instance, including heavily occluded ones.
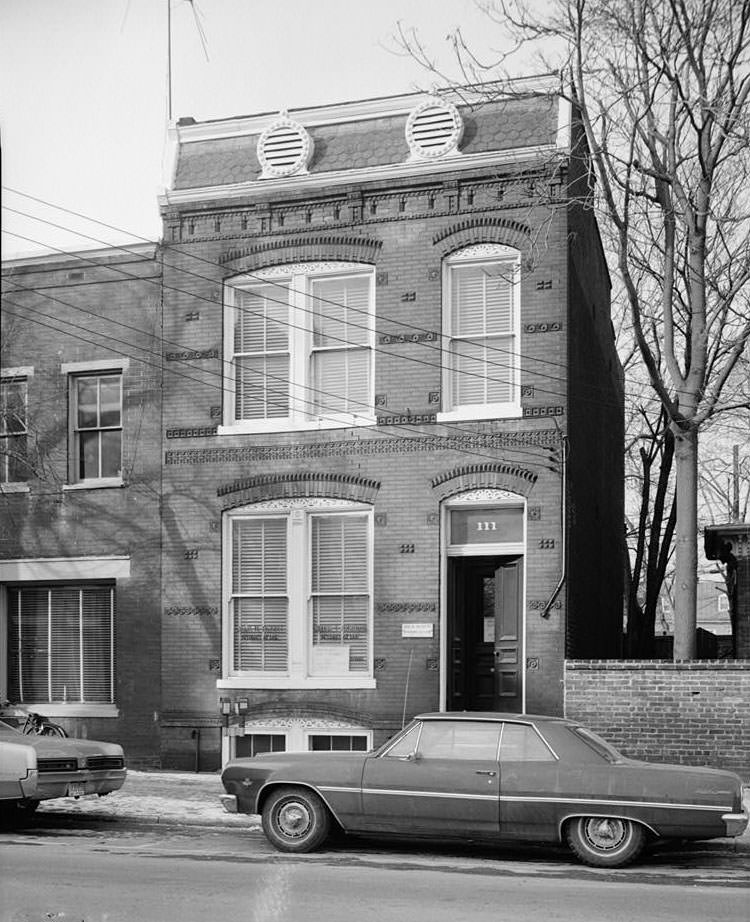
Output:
[1,298,560,472]
[2,199,630,417]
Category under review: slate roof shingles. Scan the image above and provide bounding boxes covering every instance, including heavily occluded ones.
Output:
[173,95,559,191]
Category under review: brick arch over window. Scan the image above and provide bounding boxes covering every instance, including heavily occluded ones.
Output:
[218,472,380,509]
[219,234,383,273]
[433,218,532,264]
[431,463,537,501]
[237,701,373,726]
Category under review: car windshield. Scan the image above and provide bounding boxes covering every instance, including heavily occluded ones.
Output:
[570,726,623,763]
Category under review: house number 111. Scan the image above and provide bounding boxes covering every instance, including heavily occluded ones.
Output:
[477,522,497,531]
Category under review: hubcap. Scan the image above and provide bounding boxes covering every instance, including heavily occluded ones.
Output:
[277,801,311,838]
[584,817,628,851]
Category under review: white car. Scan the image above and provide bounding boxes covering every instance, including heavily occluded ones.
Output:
[0,718,126,819]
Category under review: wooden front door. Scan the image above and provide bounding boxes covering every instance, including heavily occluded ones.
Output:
[448,556,523,712]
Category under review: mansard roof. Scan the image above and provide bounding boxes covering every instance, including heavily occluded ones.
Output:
[164,78,568,200]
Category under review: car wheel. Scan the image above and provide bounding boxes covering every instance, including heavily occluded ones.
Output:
[0,799,39,827]
[18,799,39,814]
[261,786,330,853]
[565,816,646,868]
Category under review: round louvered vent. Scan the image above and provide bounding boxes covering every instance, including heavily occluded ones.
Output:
[406,97,464,160]
[257,115,313,178]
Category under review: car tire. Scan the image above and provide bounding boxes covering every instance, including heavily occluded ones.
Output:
[0,799,38,827]
[565,816,646,868]
[262,786,331,853]
[18,799,39,814]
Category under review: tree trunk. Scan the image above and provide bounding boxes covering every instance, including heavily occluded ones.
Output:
[672,425,698,659]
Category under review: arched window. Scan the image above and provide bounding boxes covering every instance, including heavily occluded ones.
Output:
[222,262,375,433]
[440,244,521,420]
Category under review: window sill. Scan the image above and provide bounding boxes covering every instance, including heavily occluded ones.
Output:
[437,404,522,423]
[217,676,377,690]
[218,416,376,436]
[0,482,30,493]
[18,703,120,718]
[63,478,125,492]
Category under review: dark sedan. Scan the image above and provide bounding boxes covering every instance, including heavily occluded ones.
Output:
[220,712,748,867]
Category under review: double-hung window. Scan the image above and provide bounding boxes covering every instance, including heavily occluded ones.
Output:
[70,372,123,483]
[0,375,28,485]
[223,263,375,433]
[440,244,521,420]
[223,500,374,689]
[7,584,115,705]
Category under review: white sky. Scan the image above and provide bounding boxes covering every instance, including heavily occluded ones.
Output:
[0,0,510,259]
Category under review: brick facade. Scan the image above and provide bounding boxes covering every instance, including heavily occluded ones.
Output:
[159,85,624,769]
[0,246,162,767]
[565,660,750,778]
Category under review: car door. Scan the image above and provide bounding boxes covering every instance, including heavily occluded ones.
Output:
[498,721,563,841]
[360,719,501,836]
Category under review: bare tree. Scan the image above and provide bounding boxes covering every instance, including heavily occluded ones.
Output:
[399,0,750,658]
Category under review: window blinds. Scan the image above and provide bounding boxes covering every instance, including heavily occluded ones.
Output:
[7,585,114,704]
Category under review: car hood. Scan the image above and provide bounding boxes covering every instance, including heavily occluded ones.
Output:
[10,734,124,758]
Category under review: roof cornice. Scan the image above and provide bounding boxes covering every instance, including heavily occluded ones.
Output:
[159,144,565,210]
[1,241,158,271]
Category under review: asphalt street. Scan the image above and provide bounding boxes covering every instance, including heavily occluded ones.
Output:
[1,771,748,921]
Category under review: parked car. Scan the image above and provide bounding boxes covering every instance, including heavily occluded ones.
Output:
[0,718,126,819]
[220,712,748,868]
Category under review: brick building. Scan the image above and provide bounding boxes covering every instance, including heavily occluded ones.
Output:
[158,80,624,770]
[0,245,162,766]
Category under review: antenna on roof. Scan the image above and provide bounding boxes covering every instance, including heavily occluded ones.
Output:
[167,0,210,123]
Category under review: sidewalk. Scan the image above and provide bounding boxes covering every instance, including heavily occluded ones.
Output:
[37,770,750,843]
[37,770,256,829]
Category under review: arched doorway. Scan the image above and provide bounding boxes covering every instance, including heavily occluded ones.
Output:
[441,492,526,713]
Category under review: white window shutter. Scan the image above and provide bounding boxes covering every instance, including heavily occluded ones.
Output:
[234,286,290,421]
[232,519,289,672]
[449,258,516,409]
[310,514,369,674]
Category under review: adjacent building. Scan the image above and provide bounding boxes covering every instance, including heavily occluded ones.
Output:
[0,245,162,766]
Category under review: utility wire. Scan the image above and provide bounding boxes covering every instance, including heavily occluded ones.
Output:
[2,185,715,414]
[3,267,557,467]
[1,300,560,472]
[2,196,718,426]
[2,188,619,394]
[2,212,634,421]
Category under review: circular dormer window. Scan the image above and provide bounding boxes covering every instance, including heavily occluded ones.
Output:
[406,96,464,160]
[257,114,313,179]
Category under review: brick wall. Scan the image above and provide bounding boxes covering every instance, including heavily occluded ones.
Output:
[565,660,750,778]
[0,248,163,768]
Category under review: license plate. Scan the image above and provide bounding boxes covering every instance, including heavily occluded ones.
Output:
[67,782,87,797]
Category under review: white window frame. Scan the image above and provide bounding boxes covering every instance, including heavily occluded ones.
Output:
[0,372,30,489]
[220,262,376,434]
[65,365,125,488]
[222,721,372,764]
[0,557,127,716]
[219,498,376,690]
[3,582,117,716]
[438,244,522,422]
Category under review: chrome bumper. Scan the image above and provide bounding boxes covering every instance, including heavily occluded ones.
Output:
[722,808,749,838]
[220,793,238,814]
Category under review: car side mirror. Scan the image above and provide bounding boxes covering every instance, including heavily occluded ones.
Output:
[401,751,420,762]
